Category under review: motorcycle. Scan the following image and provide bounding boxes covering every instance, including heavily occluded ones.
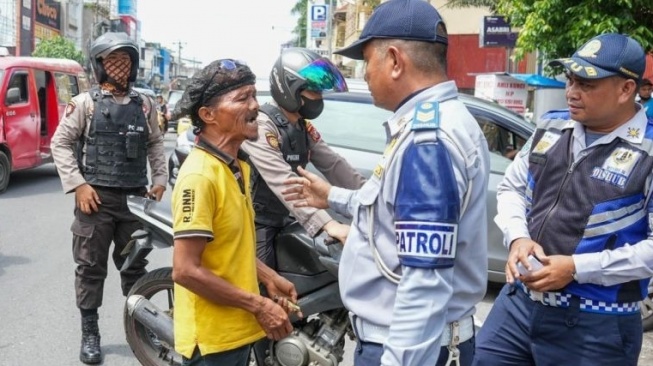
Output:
[120,195,353,366]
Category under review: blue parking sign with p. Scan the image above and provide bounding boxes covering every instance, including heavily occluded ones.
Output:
[311,5,328,21]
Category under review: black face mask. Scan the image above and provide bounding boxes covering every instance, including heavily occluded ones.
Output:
[298,95,324,119]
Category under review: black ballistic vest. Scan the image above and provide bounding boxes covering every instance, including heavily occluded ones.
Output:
[252,104,310,227]
[82,88,149,188]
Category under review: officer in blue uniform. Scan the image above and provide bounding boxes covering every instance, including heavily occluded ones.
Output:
[283,1,490,365]
[474,33,652,366]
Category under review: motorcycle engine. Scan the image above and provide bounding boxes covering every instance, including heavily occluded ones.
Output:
[272,310,350,366]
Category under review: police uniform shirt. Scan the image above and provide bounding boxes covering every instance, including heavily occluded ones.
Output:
[51,90,168,193]
[241,106,365,236]
[495,107,653,286]
[328,81,490,365]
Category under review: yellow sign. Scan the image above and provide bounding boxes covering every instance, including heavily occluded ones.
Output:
[34,23,59,41]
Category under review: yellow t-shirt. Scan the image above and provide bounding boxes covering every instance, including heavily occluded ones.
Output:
[171,146,265,358]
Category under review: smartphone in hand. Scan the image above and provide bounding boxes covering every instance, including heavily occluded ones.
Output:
[517,255,543,276]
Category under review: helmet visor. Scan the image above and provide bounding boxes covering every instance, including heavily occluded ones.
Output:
[298,58,348,92]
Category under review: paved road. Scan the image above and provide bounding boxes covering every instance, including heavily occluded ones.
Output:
[0,133,651,365]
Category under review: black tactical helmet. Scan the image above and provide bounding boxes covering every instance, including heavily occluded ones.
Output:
[270,48,348,112]
[90,32,139,84]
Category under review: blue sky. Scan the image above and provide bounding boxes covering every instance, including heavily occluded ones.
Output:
[137,0,299,77]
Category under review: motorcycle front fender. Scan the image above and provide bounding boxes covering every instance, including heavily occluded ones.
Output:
[120,235,153,272]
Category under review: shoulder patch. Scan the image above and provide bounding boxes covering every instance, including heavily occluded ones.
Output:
[305,121,322,142]
[65,102,76,118]
[411,101,440,131]
[265,132,280,150]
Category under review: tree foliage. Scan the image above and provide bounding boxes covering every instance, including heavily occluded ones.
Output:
[32,36,85,65]
[445,0,497,11]
[291,0,308,47]
[496,0,653,70]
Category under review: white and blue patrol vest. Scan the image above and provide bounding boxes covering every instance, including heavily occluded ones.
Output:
[527,117,653,303]
[82,88,149,188]
[251,103,310,227]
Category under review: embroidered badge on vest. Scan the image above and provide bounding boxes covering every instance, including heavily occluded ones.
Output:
[266,132,280,149]
[411,101,440,131]
[65,102,76,118]
[306,121,321,142]
[590,147,641,188]
[532,131,561,155]
[627,127,640,139]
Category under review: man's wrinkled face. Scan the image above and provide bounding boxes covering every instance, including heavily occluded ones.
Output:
[210,84,259,142]
[102,50,131,88]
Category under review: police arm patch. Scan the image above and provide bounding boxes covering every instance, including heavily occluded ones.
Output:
[65,102,76,118]
[265,132,280,150]
[305,121,322,142]
[396,221,458,268]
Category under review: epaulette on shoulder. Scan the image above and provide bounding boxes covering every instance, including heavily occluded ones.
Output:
[410,101,440,131]
[259,103,288,127]
[90,87,102,101]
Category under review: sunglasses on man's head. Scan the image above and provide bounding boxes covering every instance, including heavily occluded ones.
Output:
[199,59,248,104]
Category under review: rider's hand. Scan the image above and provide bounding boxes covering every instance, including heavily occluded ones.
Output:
[75,184,101,214]
[322,220,350,245]
[146,185,166,201]
[253,296,293,340]
[282,166,331,209]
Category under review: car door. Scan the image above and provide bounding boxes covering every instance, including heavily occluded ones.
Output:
[4,68,40,170]
[466,103,533,282]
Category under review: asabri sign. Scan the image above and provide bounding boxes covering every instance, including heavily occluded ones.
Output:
[480,16,517,48]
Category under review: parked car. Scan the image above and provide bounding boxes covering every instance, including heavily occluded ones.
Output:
[0,56,88,193]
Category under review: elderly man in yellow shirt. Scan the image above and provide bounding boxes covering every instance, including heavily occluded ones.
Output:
[171,59,300,366]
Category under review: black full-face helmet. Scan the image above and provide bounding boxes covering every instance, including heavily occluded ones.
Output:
[270,48,348,112]
[90,32,139,84]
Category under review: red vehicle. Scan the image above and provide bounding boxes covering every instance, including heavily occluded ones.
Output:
[0,56,88,193]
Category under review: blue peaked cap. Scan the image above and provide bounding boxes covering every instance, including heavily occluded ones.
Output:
[549,33,645,82]
[334,0,448,60]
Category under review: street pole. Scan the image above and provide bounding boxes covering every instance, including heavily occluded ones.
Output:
[327,0,333,60]
[172,41,186,77]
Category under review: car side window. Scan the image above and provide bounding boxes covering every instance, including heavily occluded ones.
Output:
[311,100,389,153]
[6,72,29,105]
[475,115,526,160]
[54,72,79,103]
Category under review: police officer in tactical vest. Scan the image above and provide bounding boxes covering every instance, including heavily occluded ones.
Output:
[242,47,365,365]
[51,32,168,364]
[242,48,365,268]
